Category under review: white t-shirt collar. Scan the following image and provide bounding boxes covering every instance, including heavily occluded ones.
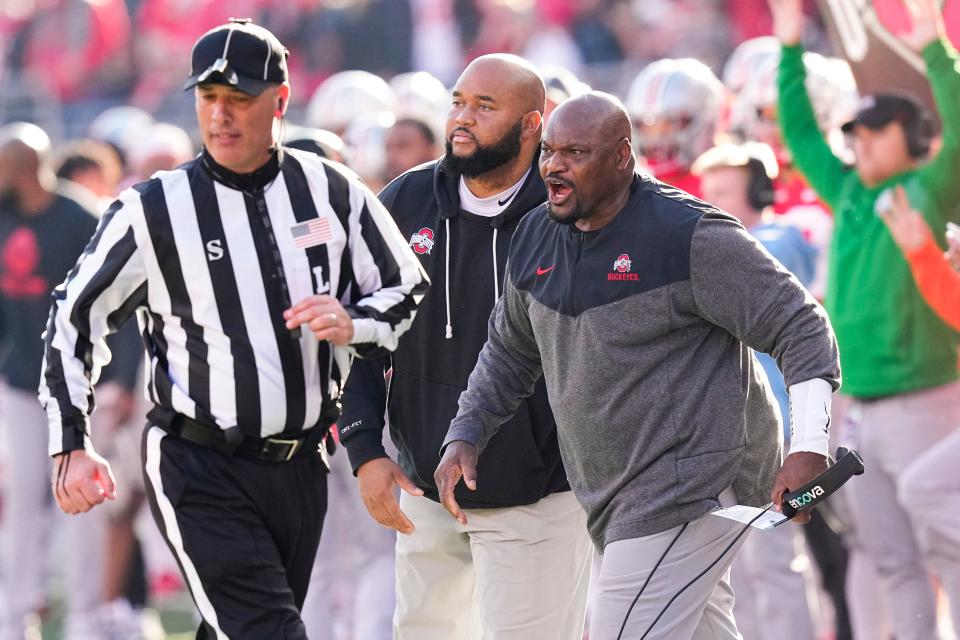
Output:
[458,168,531,218]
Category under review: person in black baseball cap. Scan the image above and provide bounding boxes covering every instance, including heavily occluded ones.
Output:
[839,91,936,186]
[187,18,291,174]
[841,92,935,153]
[41,15,428,640]
[772,0,960,636]
[184,18,289,97]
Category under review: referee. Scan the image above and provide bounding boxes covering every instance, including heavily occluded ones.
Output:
[39,19,428,639]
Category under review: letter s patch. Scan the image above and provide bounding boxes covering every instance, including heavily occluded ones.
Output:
[206,239,225,262]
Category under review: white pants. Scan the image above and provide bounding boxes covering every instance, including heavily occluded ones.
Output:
[847,381,960,640]
[589,510,750,640]
[394,491,592,640]
[730,521,816,640]
[0,384,104,640]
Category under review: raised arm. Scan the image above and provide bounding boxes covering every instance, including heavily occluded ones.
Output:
[905,0,960,221]
[770,0,848,208]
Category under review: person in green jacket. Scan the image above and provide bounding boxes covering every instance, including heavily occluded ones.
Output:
[771,0,960,638]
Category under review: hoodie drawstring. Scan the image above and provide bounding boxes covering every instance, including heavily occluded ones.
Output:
[445,221,502,340]
[492,228,500,300]
[444,218,453,339]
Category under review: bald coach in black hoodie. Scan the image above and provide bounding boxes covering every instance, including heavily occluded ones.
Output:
[339,55,591,640]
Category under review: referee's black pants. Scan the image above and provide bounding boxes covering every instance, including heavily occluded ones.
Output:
[141,425,328,640]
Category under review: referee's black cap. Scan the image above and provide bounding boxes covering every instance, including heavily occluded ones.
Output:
[184,18,289,96]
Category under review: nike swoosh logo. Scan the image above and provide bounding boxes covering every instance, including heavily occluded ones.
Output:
[498,190,519,206]
[536,265,555,276]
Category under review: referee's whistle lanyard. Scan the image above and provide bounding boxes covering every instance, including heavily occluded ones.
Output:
[616,449,864,639]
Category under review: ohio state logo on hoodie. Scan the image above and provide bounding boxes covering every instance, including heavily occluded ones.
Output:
[409,227,435,255]
[608,253,639,281]
[613,254,631,273]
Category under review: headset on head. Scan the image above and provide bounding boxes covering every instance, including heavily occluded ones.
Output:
[904,110,935,159]
[745,156,775,211]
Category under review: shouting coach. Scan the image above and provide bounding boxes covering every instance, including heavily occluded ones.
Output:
[436,93,841,640]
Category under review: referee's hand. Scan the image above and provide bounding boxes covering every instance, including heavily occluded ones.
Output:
[284,295,354,346]
[51,449,117,515]
[357,457,423,535]
[434,441,479,525]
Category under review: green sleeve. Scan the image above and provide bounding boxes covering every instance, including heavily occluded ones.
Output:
[777,44,848,209]
[916,38,960,223]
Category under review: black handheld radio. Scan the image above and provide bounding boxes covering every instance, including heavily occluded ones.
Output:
[780,447,865,519]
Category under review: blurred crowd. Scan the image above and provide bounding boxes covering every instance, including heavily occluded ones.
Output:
[0,0,834,139]
[0,0,959,639]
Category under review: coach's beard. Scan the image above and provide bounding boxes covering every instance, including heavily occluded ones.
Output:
[445,121,523,178]
[546,200,586,225]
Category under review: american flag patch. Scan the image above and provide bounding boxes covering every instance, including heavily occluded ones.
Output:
[290,218,333,249]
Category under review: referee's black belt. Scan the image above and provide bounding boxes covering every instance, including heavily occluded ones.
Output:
[166,414,329,463]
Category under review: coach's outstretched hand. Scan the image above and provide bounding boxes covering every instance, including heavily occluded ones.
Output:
[357,457,424,535]
[51,449,116,514]
[435,440,479,525]
[899,0,945,52]
[768,0,804,45]
[770,451,830,524]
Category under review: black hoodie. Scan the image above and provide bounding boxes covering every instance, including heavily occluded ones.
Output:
[339,153,570,508]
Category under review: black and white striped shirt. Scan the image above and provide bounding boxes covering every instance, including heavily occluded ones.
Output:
[40,147,428,455]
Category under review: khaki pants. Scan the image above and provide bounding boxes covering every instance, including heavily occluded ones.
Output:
[394,491,592,640]
[847,381,960,640]
[589,509,749,640]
